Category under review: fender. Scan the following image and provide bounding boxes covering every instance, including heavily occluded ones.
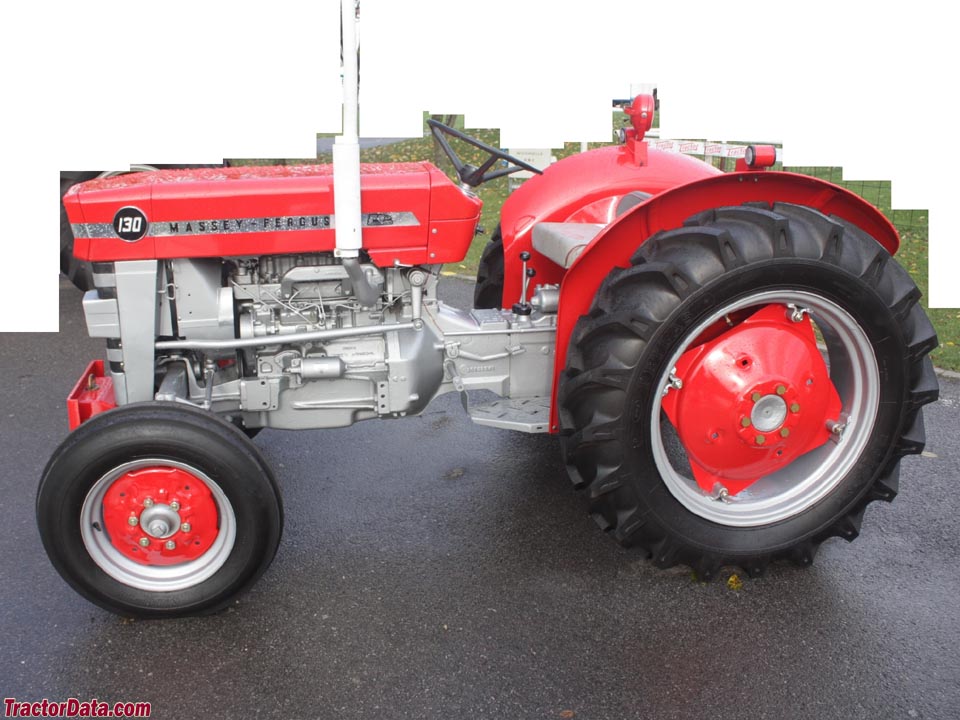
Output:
[547,170,901,431]
[498,144,722,306]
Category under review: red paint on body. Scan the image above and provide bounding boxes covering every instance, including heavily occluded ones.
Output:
[62,163,481,268]
[498,145,722,307]
[547,170,899,431]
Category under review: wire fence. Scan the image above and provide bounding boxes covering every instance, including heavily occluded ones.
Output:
[781,166,927,235]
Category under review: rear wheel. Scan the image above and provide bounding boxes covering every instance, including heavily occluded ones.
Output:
[559,203,939,578]
[474,224,505,309]
[37,402,283,617]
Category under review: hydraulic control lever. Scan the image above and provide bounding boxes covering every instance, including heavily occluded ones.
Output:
[512,252,536,316]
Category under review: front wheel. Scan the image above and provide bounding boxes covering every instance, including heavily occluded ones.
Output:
[37,402,283,617]
[559,203,939,578]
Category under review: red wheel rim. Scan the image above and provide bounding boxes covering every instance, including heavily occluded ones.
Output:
[81,459,237,591]
[661,303,841,495]
[652,292,879,526]
[100,465,221,565]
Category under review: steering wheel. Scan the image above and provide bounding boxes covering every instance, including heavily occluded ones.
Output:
[426,118,544,188]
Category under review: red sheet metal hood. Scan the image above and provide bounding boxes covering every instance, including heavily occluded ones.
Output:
[63,163,481,267]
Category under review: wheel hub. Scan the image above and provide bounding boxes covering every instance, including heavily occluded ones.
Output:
[751,394,787,432]
[660,303,842,496]
[139,504,181,539]
[100,465,221,566]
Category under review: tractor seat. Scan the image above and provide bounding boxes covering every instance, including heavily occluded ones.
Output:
[531,193,652,269]
[531,222,604,269]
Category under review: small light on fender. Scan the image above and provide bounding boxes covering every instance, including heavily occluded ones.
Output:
[745,144,778,169]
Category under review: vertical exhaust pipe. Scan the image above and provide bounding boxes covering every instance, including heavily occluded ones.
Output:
[334,1,378,307]
[334,0,363,259]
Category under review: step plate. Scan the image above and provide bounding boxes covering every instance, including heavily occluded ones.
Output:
[463,395,552,433]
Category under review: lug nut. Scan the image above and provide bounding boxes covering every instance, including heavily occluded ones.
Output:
[780,428,790,438]
[169,501,180,511]
[164,540,176,550]
[128,516,138,526]
[143,497,154,508]
[755,435,766,445]
[751,392,762,402]
[138,537,150,547]
[741,418,751,428]
[776,385,787,396]
[790,403,801,413]
[181,523,191,533]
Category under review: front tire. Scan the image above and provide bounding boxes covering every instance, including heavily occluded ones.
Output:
[559,203,939,578]
[37,402,283,617]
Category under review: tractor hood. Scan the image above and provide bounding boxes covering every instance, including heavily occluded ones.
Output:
[62,163,481,267]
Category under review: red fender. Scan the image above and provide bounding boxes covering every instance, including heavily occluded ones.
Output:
[547,170,900,432]
[498,144,721,307]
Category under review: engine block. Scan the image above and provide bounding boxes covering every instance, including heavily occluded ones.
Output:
[84,254,558,433]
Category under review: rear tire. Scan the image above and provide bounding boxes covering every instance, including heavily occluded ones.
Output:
[37,402,283,617]
[473,224,505,309]
[558,202,939,579]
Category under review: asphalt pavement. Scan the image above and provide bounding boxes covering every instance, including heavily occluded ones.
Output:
[1,279,958,720]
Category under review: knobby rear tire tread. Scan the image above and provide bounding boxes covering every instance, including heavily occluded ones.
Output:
[558,202,938,580]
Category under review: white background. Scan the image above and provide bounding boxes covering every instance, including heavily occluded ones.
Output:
[3,0,956,332]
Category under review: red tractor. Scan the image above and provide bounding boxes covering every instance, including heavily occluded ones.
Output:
[43,55,938,617]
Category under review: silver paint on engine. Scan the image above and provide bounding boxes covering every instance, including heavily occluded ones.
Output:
[139,253,558,433]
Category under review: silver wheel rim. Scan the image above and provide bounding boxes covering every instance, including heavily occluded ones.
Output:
[651,290,880,527]
[80,459,237,592]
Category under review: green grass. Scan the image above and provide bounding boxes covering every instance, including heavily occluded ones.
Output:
[233,111,958,371]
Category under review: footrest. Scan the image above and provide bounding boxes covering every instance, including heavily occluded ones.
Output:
[464,395,551,433]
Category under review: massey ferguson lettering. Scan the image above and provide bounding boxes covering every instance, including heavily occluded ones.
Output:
[164,216,332,235]
[167,219,245,233]
[71,212,419,240]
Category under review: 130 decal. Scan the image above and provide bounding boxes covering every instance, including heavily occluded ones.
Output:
[112,207,149,242]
